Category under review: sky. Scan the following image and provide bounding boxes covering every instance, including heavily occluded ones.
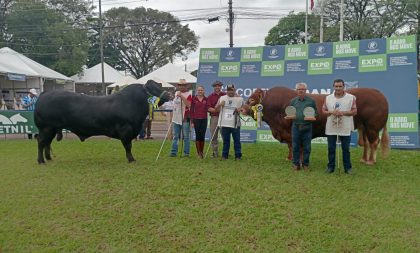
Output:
[101,0,308,71]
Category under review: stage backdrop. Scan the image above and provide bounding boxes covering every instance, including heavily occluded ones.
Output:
[197,35,419,148]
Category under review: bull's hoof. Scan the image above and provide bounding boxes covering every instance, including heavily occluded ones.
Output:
[360,158,368,164]
[128,159,136,163]
[38,160,46,164]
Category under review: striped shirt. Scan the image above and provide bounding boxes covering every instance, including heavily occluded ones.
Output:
[22,95,38,111]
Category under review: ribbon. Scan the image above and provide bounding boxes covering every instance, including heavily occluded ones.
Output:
[148,96,160,120]
[251,103,263,128]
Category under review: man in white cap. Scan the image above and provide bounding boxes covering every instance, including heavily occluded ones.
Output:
[22,88,38,139]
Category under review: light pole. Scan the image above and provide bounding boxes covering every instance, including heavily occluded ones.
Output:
[228,0,233,47]
[98,0,105,95]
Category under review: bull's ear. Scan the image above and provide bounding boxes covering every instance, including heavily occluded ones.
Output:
[145,80,160,96]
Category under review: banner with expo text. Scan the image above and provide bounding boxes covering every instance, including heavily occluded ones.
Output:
[197,35,419,148]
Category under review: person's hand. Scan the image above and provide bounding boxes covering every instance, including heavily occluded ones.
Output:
[220,101,225,106]
[176,91,182,98]
[191,122,194,128]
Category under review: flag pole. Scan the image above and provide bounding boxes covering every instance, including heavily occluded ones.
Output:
[340,0,344,41]
[305,0,309,44]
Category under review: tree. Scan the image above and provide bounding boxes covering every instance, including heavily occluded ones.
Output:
[5,0,89,76]
[96,7,198,78]
[265,12,320,45]
[266,0,419,45]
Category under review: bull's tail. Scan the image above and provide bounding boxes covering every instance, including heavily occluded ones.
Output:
[380,125,390,158]
[357,128,365,147]
[56,130,63,142]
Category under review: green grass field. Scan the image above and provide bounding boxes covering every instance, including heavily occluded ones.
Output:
[0,139,419,252]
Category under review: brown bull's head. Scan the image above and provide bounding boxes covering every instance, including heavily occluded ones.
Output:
[241,88,265,118]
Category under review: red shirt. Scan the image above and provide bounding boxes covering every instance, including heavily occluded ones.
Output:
[207,91,226,116]
[191,96,208,119]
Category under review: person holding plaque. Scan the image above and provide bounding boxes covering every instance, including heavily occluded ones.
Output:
[215,84,243,161]
[322,79,357,174]
[286,82,318,171]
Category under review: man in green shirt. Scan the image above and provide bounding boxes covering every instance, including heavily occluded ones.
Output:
[287,82,318,171]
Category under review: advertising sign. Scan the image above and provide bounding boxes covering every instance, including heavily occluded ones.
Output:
[197,35,418,148]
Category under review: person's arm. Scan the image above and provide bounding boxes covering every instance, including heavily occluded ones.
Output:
[215,97,225,112]
[207,95,217,113]
[176,92,191,108]
[343,96,357,116]
[313,100,319,117]
[321,99,331,115]
[21,96,33,108]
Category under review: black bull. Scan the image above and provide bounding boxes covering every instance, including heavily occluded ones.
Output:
[34,80,171,163]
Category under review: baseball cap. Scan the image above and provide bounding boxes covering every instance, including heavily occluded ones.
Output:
[226,84,235,90]
[212,81,223,87]
[29,88,38,95]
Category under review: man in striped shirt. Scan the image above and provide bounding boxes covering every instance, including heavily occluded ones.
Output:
[22,88,38,139]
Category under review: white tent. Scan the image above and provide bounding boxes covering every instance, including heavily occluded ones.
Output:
[71,63,124,84]
[137,76,173,88]
[71,62,124,95]
[137,63,196,85]
[0,47,74,107]
[0,47,73,82]
[107,75,137,88]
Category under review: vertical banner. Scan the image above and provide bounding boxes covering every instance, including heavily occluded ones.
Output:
[197,35,418,148]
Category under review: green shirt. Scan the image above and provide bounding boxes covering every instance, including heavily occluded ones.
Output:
[289,96,318,125]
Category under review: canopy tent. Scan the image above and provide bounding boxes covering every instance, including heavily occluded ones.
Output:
[106,75,137,94]
[137,76,173,88]
[0,47,74,109]
[137,63,196,86]
[71,63,124,96]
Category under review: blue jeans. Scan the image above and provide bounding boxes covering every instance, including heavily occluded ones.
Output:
[327,135,351,170]
[221,127,241,159]
[170,121,191,156]
[292,123,312,166]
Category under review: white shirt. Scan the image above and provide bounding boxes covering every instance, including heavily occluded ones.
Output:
[217,95,243,128]
[324,92,356,136]
[172,90,192,125]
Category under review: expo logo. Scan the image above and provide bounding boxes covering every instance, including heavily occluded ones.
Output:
[310,62,330,68]
[221,65,238,72]
[264,64,281,70]
[362,58,383,65]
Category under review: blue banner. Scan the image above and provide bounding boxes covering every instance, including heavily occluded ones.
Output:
[197,36,419,148]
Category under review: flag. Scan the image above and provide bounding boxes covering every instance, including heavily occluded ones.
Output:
[310,0,315,10]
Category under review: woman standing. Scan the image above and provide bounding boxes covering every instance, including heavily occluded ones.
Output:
[191,85,208,158]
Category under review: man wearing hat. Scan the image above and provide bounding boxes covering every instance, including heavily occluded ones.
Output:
[215,84,243,160]
[170,79,193,157]
[22,88,38,139]
[206,81,226,158]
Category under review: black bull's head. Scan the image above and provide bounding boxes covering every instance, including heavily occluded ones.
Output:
[144,79,172,106]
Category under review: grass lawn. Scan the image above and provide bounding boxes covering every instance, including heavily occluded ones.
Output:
[0,139,419,252]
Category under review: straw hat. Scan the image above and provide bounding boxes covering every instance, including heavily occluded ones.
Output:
[178,79,188,85]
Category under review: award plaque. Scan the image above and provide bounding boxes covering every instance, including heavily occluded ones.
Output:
[303,107,316,121]
[284,106,296,119]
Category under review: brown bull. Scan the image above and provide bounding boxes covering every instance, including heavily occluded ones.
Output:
[242,87,389,165]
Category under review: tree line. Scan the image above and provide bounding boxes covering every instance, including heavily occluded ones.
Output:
[0,0,418,78]
[265,0,419,45]
[0,0,198,78]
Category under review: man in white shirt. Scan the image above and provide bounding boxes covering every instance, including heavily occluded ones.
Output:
[216,84,244,160]
[322,79,357,174]
[170,79,192,157]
